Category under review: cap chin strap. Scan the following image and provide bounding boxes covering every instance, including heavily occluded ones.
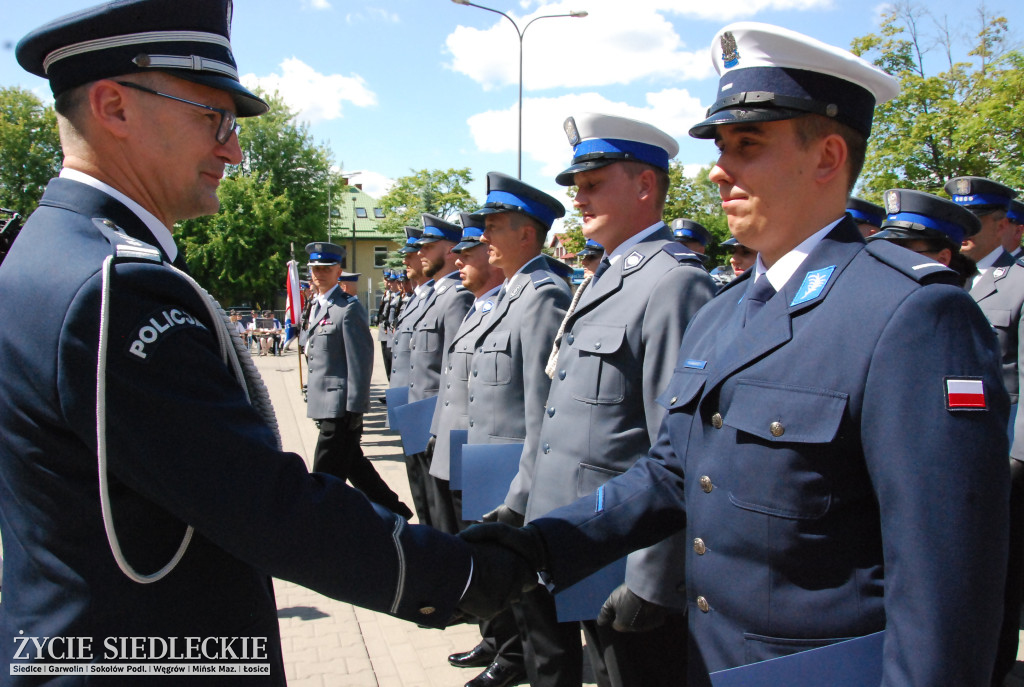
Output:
[97,253,280,583]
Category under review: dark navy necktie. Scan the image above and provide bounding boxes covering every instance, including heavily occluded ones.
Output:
[742,276,776,327]
[591,257,612,284]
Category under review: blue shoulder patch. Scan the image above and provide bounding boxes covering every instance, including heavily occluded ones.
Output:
[865,240,957,284]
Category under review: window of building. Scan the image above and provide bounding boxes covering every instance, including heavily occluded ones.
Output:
[373,246,388,268]
[374,208,385,219]
[355,207,368,219]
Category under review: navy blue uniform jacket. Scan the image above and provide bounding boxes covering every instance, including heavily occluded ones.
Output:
[532,218,1010,686]
[0,179,470,684]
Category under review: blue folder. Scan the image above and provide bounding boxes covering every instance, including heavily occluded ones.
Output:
[393,395,438,456]
[709,631,885,687]
[448,429,469,489]
[554,557,627,622]
[385,386,409,431]
[460,443,522,520]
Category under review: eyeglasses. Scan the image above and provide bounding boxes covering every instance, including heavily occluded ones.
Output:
[115,81,240,145]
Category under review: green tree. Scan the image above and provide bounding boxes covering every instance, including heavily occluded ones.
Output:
[850,2,1023,199]
[664,162,731,267]
[0,87,62,215]
[176,88,335,305]
[376,168,478,237]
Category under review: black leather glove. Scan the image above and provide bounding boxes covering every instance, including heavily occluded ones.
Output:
[459,522,549,571]
[457,536,538,621]
[481,504,525,527]
[597,583,671,633]
[343,412,363,431]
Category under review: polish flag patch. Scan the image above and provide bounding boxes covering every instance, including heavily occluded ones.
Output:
[945,377,987,410]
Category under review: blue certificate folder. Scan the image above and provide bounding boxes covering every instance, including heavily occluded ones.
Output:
[393,395,438,456]
[385,386,409,431]
[460,443,522,520]
[448,430,469,489]
[709,631,885,687]
[553,557,627,622]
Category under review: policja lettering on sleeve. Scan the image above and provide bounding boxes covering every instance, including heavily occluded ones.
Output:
[127,307,208,359]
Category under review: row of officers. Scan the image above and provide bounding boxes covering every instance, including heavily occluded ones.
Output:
[336,108,1024,687]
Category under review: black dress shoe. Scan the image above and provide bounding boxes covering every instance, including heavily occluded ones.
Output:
[464,661,526,687]
[448,643,496,668]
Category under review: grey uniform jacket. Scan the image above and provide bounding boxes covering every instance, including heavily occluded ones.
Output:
[305,287,374,419]
[377,291,393,344]
[408,271,473,403]
[525,226,716,607]
[390,288,428,389]
[466,255,572,513]
[429,294,498,480]
[970,250,1024,459]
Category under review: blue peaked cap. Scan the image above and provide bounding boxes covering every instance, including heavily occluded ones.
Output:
[868,188,980,248]
[471,172,566,230]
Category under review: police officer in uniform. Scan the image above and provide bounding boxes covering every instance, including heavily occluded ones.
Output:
[847,196,885,237]
[522,114,717,687]
[671,217,712,256]
[389,226,426,391]
[378,270,396,379]
[576,238,604,277]
[464,23,1009,686]
[1007,199,1024,259]
[944,176,1024,685]
[462,172,573,687]
[0,2,533,682]
[305,243,412,519]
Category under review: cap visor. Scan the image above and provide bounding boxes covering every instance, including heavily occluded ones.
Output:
[453,240,483,253]
[171,71,268,117]
[688,107,805,139]
[555,159,616,186]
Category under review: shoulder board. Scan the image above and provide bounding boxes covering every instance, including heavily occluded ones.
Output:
[92,217,162,263]
[660,242,707,267]
[531,270,555,289]
[865,240,957,284]
[1016,256,1024,269]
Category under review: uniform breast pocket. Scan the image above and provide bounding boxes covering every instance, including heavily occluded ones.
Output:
[414,316,440,353]
[570,323,627,404]
[450,349,473,383]
[656,366,707,413]
[477,330,512,386]
[724,380,848,520]
[576,462,623,498]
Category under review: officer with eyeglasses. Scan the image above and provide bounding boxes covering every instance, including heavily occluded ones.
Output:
[0,0,528,682]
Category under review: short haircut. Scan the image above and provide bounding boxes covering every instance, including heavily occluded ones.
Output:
[509,212,547,250]
[793,114,866,195]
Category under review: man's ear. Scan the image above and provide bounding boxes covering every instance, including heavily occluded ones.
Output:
[87,81,134,140]
[815,133,848,187]
[636,167,657,204]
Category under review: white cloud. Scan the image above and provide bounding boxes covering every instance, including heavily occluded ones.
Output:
[241,58,377,124]
[447,0,832,91]
[340,170,394,200]
[466,88,708,183]
[303,0,331,9]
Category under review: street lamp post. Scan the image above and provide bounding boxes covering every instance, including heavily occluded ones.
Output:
[451,0,587,179]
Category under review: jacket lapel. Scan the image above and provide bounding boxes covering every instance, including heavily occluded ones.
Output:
[574,224,671,317]
[705,219,865,393]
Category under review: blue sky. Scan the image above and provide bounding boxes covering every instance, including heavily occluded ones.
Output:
[3,0,1022,219]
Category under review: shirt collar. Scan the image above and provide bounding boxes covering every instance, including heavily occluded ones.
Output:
[753,217,844,291]
[318,284,339,305]
[605,222,664,265]
[60,167,177,262]
[975,246,1005,272]
[415,279,435,297]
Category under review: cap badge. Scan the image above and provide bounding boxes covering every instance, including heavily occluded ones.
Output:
[564,117,580,146]
[790,265,836,306]
[955,178,971,196]
[624,251,643,270]
[721,31,739,69]
[884,190,900,214]
[315,243,323,252]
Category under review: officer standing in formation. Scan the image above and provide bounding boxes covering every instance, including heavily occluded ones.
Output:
[377,270,395,378]
[575,238,604,277]
[427,213,504,535]
[1008,200,1024,258]
[457,172,573,687]
[463,21,1010,686]
[518,114,716,687]
[304,242,412,519]
[671,217,712,256]
[847,196,885,237]
[388,226,425,392]
[0,0,534,682]
[943,176,1024,686]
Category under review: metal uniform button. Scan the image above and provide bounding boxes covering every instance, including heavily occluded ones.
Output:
[547,407,556,418]
[473,370,478,377]
[693,538,706,555]
[558,370,566,380]
[566,334,574,345]
[419,606,436,615]
[770,421,784,437]
[711,413,723,429]
[670,396,678,404]
[699,476,712,493]
[594,341,601,349]
[543,443,550,454]
[696,596,710,613]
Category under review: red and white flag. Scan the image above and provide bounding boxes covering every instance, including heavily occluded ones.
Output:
[285,260,303,335]
[945,378,986,410]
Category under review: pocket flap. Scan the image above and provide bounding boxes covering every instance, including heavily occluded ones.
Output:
[726,381,847,443]
[482,329,511,352]
[575,323,626,355]
[986,308,1012,328]
[656,368,707,410]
